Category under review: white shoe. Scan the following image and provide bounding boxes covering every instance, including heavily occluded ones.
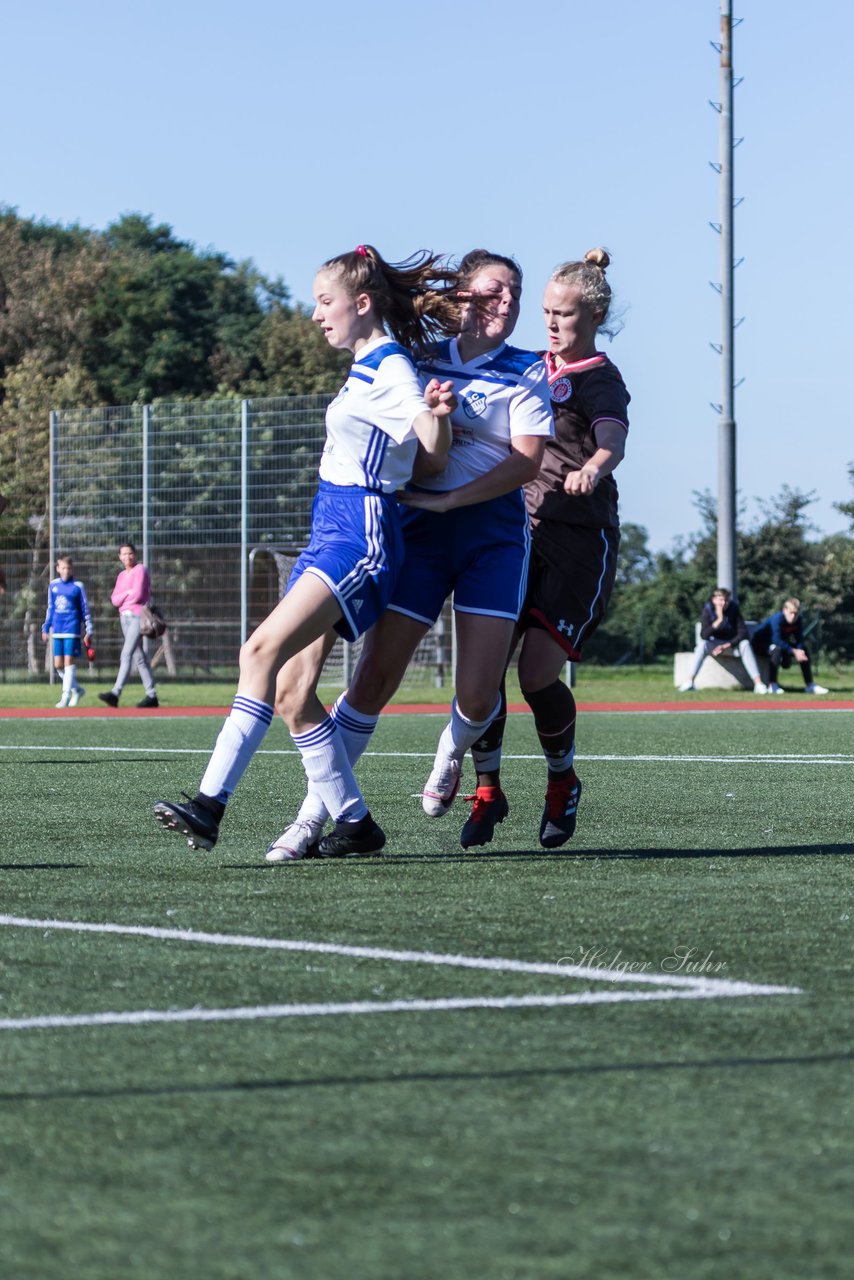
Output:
[678,681,696,692]
[805,683,829,695]
[753,682,768,695]
[55,693,70,708]
[769,683,784,694]
[265,817,325,862]
[422,752,462,817]
[69,686,85,707]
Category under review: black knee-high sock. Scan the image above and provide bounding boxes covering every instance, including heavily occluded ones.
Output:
[522,680,577,779]
[471,677,507,786]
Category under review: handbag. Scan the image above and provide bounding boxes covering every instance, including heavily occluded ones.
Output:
[138,604,167,639]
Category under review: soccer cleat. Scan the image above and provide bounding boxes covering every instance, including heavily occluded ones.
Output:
[422,752,462,817]
[69,686,85,707]
[539,775,583,849]
[805,683,829,695]
[678,680,695,692]
[98,691,119,707]
[753,682,768,695]
[459,786,509,848]
[55,693,70,709]
[153,796,220,851]
[265,818,325,863]
[769,683,784,695]
[316,813,386,858]
[136,694,160,708]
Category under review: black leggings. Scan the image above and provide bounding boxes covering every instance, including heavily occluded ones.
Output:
[766,646,813,687]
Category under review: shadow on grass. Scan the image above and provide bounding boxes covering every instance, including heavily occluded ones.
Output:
[227,841,854,869]
[0,863,87,871]
[1,1049,851,1106]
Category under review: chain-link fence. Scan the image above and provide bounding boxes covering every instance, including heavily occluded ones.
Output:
[0,396,453,686]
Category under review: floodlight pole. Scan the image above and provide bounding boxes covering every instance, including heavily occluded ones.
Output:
[717,0,737,593]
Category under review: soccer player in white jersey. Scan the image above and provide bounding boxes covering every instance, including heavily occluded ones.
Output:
[268,249,553,858]
[154,244,460,856]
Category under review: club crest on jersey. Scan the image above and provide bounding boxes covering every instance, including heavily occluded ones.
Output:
[550,378,573,404]
[461,390,487,419]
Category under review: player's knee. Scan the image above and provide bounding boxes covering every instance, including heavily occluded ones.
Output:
[348,661,394,716]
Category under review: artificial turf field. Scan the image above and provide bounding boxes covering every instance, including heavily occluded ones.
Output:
[0,702,852,1279]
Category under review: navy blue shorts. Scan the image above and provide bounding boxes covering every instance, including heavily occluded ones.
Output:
[287,481,404,642]
[388,489,530,626]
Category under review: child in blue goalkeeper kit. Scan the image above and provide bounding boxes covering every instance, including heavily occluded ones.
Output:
[154,244,460,858]
[42,554,93,708]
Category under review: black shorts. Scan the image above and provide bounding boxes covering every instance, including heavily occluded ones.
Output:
[519,520,619,661]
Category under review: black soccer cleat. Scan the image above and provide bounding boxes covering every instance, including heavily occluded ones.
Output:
[98,691,119,708]
[153,796,220,851]
[460,786,509,848]
[317,812,386,858]
[539,776,582,849]
[136,695,160,708]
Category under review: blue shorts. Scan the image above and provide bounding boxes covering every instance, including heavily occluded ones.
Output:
[287,480,404,642]
[51,637,81,659]
[388,489,530,626]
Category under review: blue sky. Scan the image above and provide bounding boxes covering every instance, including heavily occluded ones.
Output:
[4,0,851,551]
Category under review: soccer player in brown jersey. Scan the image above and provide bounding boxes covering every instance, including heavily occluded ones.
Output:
[462,249,631,848]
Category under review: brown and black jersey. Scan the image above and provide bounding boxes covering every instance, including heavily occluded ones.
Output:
[525,351,630,530]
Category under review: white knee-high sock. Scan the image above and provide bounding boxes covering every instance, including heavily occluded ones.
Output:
[62,665,75,694]
[292,715,367,824]
[199,695,274,803]
[437,695,503,763]
[294,694,379,826]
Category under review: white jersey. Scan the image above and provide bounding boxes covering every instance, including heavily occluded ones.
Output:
[414,338,553,491]
[319,336,428,493]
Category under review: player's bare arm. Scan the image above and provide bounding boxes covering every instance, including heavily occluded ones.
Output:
[564,420,627,496]
[400,435,545,513]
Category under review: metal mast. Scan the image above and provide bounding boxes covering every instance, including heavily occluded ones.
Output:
[709,2,742,593]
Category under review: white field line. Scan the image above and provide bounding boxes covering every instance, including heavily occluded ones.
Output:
[1,743,852,766]
[0,985,780,1032]
[0,916,798,997]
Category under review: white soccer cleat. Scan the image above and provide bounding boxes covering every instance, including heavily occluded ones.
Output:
[55,693,70,708]
[678,680,696,692]
[69,686,85,707]
[753,682,768,695]
[265,817,325,862]
[805,683,829,695]
[422,752,462,817]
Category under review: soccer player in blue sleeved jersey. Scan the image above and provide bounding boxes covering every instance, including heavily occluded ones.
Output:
[273,249,554,857]
[154,244,461,858]
[42,554,93,708]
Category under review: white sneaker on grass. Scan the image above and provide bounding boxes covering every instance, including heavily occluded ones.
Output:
[422,752,462,817]
[805,683,829,695]
[265,817,325,862]
[55,693,70,708]
[678,680,696,692]
[69,686,85,707]
[769,683,784,694]
[753,682,768,695]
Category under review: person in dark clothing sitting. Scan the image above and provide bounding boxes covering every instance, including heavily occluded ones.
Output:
[750,597,828,694]
[679,587,767,693]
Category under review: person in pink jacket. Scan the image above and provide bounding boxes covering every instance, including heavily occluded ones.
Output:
[98,542,159,708]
